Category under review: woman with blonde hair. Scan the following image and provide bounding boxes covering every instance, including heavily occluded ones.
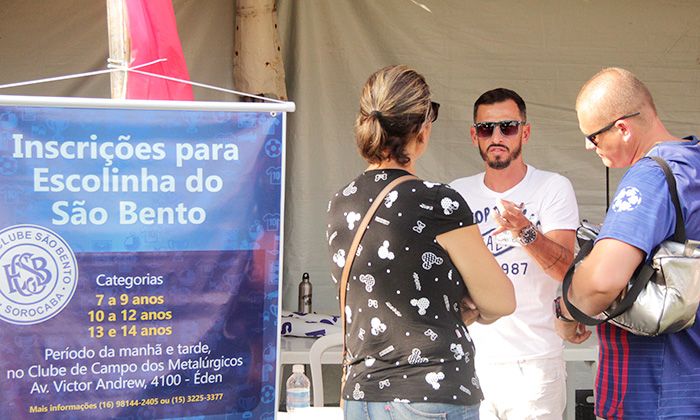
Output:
[326,65,515,419]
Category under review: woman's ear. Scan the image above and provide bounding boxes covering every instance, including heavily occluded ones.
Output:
[417,121,432,143]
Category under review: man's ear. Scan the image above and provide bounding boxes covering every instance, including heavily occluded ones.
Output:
[616,120,633,143]
[470,125,478,147]
[521,123,531,145]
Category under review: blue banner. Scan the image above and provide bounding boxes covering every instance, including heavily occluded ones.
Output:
[0,100,284,419]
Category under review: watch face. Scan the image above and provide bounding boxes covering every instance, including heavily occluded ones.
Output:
[518,225,537,245]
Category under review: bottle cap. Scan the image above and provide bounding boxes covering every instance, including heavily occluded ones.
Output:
[292,364,304,373]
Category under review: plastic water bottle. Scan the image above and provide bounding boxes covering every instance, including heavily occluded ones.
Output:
[286,364,310,411]
[298,272,312,313]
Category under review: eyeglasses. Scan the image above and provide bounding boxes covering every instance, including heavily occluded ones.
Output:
[473,120,526,138]
[584,112,640,146]
[429,101,440,123]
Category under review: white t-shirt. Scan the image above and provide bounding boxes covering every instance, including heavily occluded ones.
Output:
[450,165,579,362]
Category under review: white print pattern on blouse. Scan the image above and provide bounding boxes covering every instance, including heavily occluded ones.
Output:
[365,356,375,367]
[333,249,346,268]
[367,299,378,308]
[443,295,450,311]
[448,269,453,280]
[450,343,465,360]
[384,190,398,208]
[413,272,422,291]
[346,212,361,230]
[410,297,430,315]
[352,383,365,400]
[345,306,352,324]
[343,181,358,196]
[393,398,411,403]
[385,301,402,317]
[378,241,395,260]
[356,245,363,257]
[459,385,472,395]
[424,328,438,341]
[370,317,387,335]
[419,203,434,211]
[328,230,337,245]
[441,197,460,215]
[378,379,391,389]
[345,362,353,377]
[461,326,473,342]
[331,273,338,284]
[374,216,390,225]
[472,377,480,389]
[374,173,388,182]
[379,345,395,357]
[408,348,429,364]
[421,252,443,270]
[358,328,365,340]
[327,200,332,212]
[425,372,445,390]
[359,274,375,292]
[412,220,426,233]
[423,181,439,188]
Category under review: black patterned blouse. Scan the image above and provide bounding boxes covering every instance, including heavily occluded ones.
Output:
[326,169,483,405]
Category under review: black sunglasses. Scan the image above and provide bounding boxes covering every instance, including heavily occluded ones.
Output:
[584,112,640,146]
[473,120,526,138]
[429,101,440,123]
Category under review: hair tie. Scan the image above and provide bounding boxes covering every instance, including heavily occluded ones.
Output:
[370,110,383,119]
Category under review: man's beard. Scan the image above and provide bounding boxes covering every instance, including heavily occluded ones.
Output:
[479,141,522,170]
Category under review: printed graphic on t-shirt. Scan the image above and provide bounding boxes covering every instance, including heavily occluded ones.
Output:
[450,166,579,362]
[611,186,642,212]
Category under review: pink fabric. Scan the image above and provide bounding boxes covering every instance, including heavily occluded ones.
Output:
[125,0,194,100]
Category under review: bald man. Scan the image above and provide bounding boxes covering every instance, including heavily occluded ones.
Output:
[555,67,700,419]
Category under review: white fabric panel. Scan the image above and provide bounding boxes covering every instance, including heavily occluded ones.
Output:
[0,0,698,315]
[275,0,700,314]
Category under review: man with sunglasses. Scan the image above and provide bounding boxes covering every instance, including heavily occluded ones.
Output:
[556,68,700,419]
[451,88,581,419]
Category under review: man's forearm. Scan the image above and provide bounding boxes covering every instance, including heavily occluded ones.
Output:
[567,238,644,316]
[522,231,574,281]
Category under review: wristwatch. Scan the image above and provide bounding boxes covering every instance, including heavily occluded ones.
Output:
[517,223,537,246]
[553,296,575,323]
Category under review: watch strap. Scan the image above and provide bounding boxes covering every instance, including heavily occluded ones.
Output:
[554,296,575,322]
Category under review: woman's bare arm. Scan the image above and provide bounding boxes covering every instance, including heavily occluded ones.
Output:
[437,225,515,320]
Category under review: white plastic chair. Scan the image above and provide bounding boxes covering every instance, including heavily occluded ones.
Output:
[309,332,343,407]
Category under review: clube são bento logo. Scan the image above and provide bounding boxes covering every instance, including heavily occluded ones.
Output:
[0,225,78,325]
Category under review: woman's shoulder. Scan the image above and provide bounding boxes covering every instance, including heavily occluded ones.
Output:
[393,178,460,198]
[395,180,470,219]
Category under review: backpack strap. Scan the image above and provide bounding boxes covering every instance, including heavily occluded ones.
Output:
[649,156,686,243]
